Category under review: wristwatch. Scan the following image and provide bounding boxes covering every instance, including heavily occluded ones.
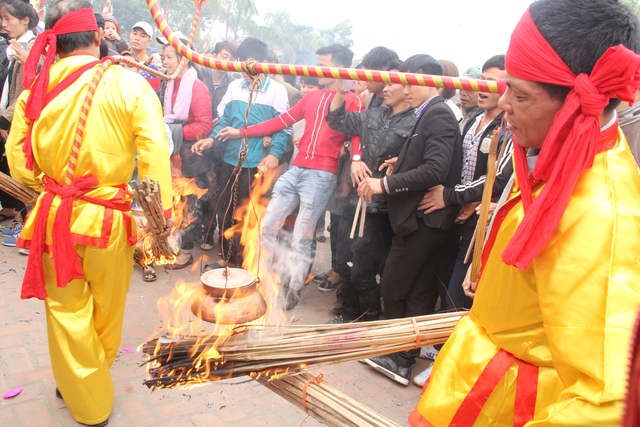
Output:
[352,155,362,162]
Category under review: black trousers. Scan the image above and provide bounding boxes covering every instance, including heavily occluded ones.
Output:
[381,221,453,368]
[335,209,393,321]
[217,162,257,265]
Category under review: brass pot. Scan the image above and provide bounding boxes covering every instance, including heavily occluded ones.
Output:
[191,267,267,325]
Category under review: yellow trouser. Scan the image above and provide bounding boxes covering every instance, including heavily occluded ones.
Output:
[43,218,134,425]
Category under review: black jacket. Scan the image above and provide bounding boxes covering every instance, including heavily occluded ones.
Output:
[197,69,235,119]
[443,120,514,241]
[385,96,462,236]
[326,104,417,213]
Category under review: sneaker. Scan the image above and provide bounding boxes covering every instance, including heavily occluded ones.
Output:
[18,248,29,256]
[413,362,434,387]
[200,242,214,251]
[2,236,17,247]
[318,278,342,292]
[285,288,301,310]
[325,315,353,324]
[419,345,440,360]
[313,272,329,283]
[364,355,413,386]
[1,222,21,237]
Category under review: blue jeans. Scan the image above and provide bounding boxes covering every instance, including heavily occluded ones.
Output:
[261,167,337,291]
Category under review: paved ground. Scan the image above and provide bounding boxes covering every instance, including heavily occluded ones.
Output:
[0,218,429,427]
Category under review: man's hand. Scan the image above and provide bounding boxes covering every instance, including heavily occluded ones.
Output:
[0,129,8,140]
[417,185,445,214]
[379,157,398,176]
[191,137,214,156]
[476,202,498,223]
[455,202,480,223]
[258,154,279,172]
[357,177,383,203]
[350,160,372,187]
[262,135,272,148]
[9,40,28,65]
[293,137,301,147]
[462,264,477,299]
[216,126,241,142]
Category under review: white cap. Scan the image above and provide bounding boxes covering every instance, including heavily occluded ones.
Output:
[156,31,188,46]
[131,21,153,37]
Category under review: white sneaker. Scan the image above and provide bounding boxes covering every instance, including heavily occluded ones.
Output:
[419,345,439,360]
[413,362,434,387]
[18,248,29,256]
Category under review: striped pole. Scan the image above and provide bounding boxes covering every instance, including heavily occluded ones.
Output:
[65,60,113,185]
[145,0,500,93]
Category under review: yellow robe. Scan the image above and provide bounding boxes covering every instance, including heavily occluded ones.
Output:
[411,129,640,426]
[6,55,172,425]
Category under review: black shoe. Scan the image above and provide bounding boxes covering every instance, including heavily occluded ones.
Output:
[318,278,342,292]
[364,355,413,386]
[55,388,63,399]
[325,315,353,324]
[312,272,329,283]
[285,288,301,310]
[80,419,109,427]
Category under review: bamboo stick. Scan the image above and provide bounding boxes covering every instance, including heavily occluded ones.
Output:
[142,313,462,389]
[0,172,40,206]
[350,198,362,239]
[470,130,500,282]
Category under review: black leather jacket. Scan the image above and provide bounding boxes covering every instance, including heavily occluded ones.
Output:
[327,103,417,213]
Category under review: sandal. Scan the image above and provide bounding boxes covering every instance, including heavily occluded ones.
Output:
[165,253,194,270]
[143,266,157,282]
[315,234,327,243]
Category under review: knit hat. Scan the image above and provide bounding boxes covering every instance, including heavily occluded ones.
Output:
[103,15,120,33]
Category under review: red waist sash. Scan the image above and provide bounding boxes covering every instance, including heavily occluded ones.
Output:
[21,174,131,300]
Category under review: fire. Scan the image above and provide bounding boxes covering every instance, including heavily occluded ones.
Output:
[143,165,290,388]
[171,170,208,233]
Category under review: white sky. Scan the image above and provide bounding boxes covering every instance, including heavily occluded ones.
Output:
[252,0,534,71]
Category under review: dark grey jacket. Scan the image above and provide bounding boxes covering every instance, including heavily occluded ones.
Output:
[326,103,417,213]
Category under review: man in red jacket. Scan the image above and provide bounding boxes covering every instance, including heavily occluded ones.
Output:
[217,44,363,310]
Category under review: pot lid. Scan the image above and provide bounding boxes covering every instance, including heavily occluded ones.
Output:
[201,267,256,290]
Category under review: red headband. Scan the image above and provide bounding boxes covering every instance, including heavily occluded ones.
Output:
[502,9,640,269]
[21,8,98,170]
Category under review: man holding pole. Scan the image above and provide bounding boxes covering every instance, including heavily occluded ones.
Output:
[410,0,640,425]
[6,0,173,425]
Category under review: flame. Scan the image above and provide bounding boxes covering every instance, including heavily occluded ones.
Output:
[171,170,208,232]
[143,166,291,388]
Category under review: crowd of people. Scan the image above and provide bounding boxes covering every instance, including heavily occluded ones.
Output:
[2,0,640,426]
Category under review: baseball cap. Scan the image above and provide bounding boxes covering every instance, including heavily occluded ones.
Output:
[132,21,153,37]
[156,31,189,46]
[462,66,482,79]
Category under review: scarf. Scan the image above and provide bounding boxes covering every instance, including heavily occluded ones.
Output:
[502,8,640,270]
[21,8,98,170]
[163,67,197,123]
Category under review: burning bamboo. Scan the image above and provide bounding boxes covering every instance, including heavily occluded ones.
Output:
[262,372,401,427]
[0,172,39,206]
[141,312,462,389]
[132,177,176,265]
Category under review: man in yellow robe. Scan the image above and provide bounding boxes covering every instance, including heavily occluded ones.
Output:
[6,1,172,425]
[410,0,640,426]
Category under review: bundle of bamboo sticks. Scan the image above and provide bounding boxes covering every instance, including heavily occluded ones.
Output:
[142,312,462,389]
[0,172,39,206]
[131,177,175,263]
[262,372,401,427]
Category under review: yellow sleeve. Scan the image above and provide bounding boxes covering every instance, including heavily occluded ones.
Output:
[6,91,43,192]
[526,150,640,425]
[132,82,173,218]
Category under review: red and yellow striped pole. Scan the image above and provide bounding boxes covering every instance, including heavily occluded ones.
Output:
[145,0,500,93]
[65,60,113,185]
